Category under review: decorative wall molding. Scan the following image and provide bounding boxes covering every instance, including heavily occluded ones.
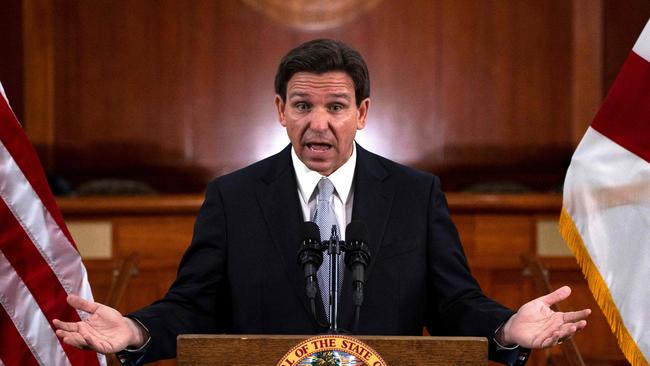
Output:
[241,0,382,30]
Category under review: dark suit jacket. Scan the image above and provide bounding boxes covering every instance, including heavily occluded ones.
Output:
[129,144,521,364]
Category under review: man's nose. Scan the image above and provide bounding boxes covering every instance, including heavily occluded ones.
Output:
[308,108,330,131]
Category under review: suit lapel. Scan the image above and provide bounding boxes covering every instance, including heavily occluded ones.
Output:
[256,144,395,332]
[339,144,395,331]
[256,146,317,325]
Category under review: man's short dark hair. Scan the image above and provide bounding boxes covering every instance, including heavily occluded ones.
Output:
[274,39,370,107]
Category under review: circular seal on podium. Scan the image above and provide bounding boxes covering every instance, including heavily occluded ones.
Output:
[277,334,387,366]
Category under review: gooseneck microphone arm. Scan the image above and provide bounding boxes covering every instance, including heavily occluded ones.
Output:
[296,222,328,327]
[344,221,371,334]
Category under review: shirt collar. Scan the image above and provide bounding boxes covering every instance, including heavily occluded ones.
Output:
[291,143,357,204]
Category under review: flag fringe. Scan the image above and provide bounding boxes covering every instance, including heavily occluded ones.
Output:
[559,208,649,366]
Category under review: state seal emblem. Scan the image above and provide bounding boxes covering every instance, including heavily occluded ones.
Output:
[277,334,387,366]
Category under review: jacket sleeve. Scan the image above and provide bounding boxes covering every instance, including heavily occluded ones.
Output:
[425,176,529,364]
[126,180,232,363]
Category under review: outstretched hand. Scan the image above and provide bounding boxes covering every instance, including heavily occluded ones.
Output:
[53,294,147,354]
[499,286,591,349]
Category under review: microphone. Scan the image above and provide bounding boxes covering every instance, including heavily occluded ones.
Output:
[344,221,370,333]
[297,222,323,300]
[296,221,327,325]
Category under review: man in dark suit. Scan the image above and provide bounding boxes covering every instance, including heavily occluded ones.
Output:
[54,39,590,365]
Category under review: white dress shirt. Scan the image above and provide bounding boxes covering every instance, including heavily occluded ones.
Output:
[291,145,357,240]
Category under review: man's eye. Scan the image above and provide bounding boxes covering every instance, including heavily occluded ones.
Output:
[329,104,344,112]
[295,102,310,111]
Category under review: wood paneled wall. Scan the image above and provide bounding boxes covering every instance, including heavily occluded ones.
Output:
[3,1,649,193]
[0,0,23,122]
[50,0,571,191]
[603,0,650,91]
[7,0,642,193]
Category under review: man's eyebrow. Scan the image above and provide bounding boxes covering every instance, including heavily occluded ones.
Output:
[329,93,352,101]
[288,92,310,99]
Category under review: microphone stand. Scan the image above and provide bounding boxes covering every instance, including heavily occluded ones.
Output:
[297,222,368,334]
[327,225,342,333]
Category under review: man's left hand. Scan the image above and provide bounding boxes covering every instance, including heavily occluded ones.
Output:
[497,286,591,349]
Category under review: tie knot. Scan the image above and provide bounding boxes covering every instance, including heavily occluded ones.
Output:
[317,178,335,201]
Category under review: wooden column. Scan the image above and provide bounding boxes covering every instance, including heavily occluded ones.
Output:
[571,0,603,145]
[22,0,56,169]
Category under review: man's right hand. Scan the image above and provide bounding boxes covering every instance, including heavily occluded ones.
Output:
[53,294,148,354]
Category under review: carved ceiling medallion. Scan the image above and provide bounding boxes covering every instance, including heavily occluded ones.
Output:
[241,0,382,31]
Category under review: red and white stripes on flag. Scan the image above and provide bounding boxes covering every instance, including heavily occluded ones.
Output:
[0,85,105,366]
[560,19,650,366]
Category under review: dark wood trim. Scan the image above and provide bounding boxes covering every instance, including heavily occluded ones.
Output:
[446,193,562,214]
[57,193,562,216]
[58,195,205,216]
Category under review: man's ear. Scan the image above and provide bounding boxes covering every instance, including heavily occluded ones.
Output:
[275,95,287,127]
[356,98,370,130]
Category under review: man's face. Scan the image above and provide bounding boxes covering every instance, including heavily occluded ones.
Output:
[275,71,369,176]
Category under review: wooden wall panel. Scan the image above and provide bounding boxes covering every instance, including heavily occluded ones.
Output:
[454,214,534,269]
[603,0,650,92]
[571,0,603,145]
[0,0,24,121]
[112,216,195,259]
[7,1,647,193]
[40,0,581,193]
[53,0,203,190]
[434,1,572,159]
[22,0,56,169]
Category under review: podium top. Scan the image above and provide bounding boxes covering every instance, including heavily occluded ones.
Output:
[177,334,488,365]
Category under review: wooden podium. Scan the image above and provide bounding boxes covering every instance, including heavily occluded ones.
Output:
[177,334,487,365]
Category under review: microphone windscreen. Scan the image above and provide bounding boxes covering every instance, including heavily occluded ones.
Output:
[302,221,321,240]
[346,221,367,242]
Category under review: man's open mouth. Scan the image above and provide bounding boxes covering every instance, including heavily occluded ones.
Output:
[306,143,332,151]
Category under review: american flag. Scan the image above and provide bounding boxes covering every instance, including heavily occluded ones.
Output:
[0,83,105,366]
